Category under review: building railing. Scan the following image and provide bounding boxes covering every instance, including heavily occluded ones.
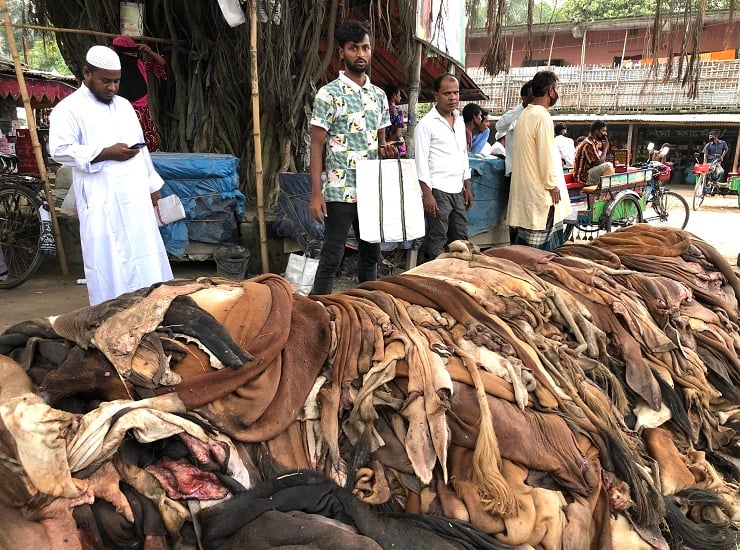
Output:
[469,60,740,114]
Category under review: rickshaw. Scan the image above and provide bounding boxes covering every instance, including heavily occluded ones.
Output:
[692,156,740,210]
[563,167,653,241]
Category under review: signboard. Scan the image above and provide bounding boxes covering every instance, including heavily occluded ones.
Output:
[415,0,467,66]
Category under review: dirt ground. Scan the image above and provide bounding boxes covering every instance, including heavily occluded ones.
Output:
[1,185,737,334]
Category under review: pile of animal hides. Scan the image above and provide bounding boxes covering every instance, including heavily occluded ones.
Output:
[1,225,738,549]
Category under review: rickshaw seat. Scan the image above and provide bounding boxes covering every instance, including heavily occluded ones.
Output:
[582,184,599,194]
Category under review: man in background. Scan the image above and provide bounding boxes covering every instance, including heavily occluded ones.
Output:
[572,120,614,186]
[49,45,172,306]
[554,122,575,169]
[415,73,472,259]
[490,130,506,158]
[507,70,570,251]
[495,80,533,181]
[462,102,483,152]
[308,20,396,295]
[703,129,728,182]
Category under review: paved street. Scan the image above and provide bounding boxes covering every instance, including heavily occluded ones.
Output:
[672,184,739,265]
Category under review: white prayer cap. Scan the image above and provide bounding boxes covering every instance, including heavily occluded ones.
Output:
[495,130,506,141]
[85,45,121,70]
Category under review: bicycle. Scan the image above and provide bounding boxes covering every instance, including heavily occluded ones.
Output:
[0,154,55,289]
[641,164,689,229]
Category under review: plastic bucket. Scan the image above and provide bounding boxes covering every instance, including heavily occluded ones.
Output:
[213,245,250,281]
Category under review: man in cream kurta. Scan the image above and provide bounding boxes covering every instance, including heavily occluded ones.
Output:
[50,46,172,305]
[507,70,570,251]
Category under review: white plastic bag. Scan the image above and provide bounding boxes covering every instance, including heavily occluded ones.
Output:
[154,194,186,226]
[284,253,319,296]
[355,158,425,243]
[217,0,246,27]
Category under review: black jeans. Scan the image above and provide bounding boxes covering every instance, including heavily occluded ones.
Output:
[311,202,380,295]
[423,188,468,259]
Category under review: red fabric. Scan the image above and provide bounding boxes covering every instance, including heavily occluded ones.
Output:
[134,104,161,151]
[0,75,76,108]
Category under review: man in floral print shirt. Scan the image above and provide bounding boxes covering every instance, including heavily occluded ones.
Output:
[309,19,397,294]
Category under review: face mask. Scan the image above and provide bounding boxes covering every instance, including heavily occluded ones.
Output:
[549,88,559,107]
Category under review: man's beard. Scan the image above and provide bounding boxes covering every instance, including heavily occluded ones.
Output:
[345,59,368,75]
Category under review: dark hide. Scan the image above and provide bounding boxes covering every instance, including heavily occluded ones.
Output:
[162,295,252,368]
[705,452,740,483]
[661,495,739,550]
[88,482,167,549]
[198,470,527,550]
[655,375,693,440]
[41,345,133,405]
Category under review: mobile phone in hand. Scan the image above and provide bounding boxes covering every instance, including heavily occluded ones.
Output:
[129,142,147,149]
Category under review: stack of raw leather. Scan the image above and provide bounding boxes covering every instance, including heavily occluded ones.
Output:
[0,226,738,549]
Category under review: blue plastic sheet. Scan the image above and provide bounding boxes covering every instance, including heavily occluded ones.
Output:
[273,173,324,253]
[467,156,508,236]
[150,153,246,258]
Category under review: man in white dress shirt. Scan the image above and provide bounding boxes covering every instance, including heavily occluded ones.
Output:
[414,73,472,259]
[50,45,172,306]
[554,122,575,169]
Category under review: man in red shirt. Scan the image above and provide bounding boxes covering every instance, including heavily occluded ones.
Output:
[572,120,614,186]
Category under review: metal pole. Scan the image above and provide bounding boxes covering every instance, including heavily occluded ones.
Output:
[249,0,269,273]
[0,0,68,275]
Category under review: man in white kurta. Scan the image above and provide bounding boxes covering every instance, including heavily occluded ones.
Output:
[49,46,172,305]
[508,71,570,251]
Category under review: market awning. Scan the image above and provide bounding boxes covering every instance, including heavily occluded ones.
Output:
[0,73,77,108]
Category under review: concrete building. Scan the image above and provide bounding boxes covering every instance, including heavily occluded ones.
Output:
[466,12,740,182]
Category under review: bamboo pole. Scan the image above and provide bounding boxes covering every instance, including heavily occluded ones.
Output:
[577,29,587,110]
[405,40,423,159]
[1,0,68,275]
[613,29,628,110]
[249,0,268,273]
[9,22,177,44]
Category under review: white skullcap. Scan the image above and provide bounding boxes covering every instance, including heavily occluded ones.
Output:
[495,130,506,141]
[85,45,121,70]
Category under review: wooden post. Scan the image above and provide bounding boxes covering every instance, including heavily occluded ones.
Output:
[405,40,423,159]
[613,29,628,110]
[577,29,587,110]
[0,0,68,275]
[249,0,268,273]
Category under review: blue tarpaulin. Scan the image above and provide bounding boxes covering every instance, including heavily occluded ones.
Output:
[150,153,246,258]
[467,156,508,237]
[273,172,324,253]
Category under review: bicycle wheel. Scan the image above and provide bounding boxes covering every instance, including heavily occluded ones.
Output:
[649,191,690,229]
[692,175,705,210]
[0,184,44,289]
[604,194,643,232]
